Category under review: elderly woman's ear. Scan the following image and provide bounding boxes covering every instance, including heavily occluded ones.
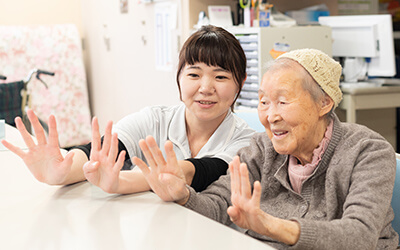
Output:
[319,95,334,117]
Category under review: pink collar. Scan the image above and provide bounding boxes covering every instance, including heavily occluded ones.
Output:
[288,120,333,194]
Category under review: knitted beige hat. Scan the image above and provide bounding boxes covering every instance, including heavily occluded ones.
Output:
[277,48,343,108]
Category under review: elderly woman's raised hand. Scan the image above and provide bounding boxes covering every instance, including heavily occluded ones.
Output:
[83,118,126,193]
[227,156,270,235]
[132,135,189,203]
[227,156,300,245]
[1,109,75,185]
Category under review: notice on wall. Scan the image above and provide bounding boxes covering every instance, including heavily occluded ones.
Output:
[155,2,177,71]
[120,0,128,14]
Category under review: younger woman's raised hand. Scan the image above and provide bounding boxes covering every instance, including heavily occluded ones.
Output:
[83,117,125,193]
[1,109,75,185]
[132,135,189,203]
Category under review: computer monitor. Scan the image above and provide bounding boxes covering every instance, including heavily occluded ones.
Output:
[319,15,396,82]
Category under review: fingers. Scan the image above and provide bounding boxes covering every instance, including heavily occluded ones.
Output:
[108,132,126,172]
[227,206,240,222]
[138,138,157,168]
[83,161,99,173]
[229,161,236,194]
[27,109,47,145]
[114,150,126,172]
[91,117,101,154]
[47,114,60,147]
[230,156,251,198]
[107,133,119,166]
[62,150,75,168]
[239,162,251,198]
[101,120,113,156]
[146,136,167,167]
[131,156,150,175]
[1,140,26,158]
[230,156,241,196]
[15,116,36,148]
[252,181,262,204]
[164,140,178,169]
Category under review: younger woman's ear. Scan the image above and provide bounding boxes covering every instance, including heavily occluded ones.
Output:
[241,73,247,88]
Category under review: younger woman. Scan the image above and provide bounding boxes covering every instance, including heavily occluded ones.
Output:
[2,25,255,194]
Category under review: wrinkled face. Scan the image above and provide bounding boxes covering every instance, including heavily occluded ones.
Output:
[180,62,239,124]
[258,64,326,160]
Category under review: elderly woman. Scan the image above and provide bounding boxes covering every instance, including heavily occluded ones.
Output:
[133,49,399,249]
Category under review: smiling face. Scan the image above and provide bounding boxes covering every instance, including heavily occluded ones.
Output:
[180,62,239,125]
[258,61,332,164]
[176,25,247,112]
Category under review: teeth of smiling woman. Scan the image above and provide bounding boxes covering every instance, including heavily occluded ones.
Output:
[199,101,214,104]
[274,131,286,136]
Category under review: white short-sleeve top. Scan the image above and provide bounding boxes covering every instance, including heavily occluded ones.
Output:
[113,103,255,164]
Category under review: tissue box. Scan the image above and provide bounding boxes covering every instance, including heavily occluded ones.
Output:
[286,10,330,25]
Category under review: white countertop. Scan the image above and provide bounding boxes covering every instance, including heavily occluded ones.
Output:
[0,124,274,250]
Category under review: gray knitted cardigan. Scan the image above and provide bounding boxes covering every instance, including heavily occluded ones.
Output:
[185,114,399,249]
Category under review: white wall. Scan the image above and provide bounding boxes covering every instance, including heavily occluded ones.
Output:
[1,0,181,131]
[81,0,180,128]
[0,0,84,35]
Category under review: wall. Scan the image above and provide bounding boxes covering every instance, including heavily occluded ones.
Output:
[81,0,180,129]
[269,0,338,15]
[181,0,238,41]
[1,0,181,130]
[0,0,84,35]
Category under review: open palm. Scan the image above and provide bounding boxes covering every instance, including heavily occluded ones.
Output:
[227,156,268,235]
[83,117,125,193]
[1,110,74,185]
[132,136,188,202]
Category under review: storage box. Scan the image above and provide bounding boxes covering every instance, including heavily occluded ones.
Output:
[286,10,330,25]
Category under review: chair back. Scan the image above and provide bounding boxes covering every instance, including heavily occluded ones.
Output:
[392,154,400,237]
[234,110,264,132]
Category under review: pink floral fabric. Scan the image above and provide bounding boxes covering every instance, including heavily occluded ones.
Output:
[0,24,91,147]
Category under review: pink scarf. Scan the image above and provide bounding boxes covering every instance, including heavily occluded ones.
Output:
[288,120,333,194]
